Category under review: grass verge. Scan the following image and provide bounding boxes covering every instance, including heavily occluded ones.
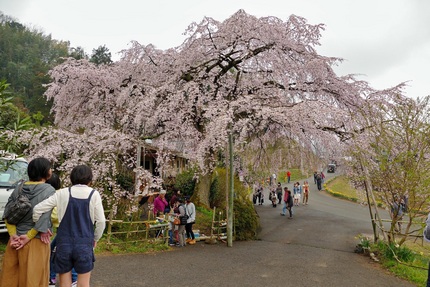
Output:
[356,235,429,286]
[324,175,358,202]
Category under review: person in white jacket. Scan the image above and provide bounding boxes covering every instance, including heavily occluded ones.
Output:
[33,165,106,287]
[185,196,196,245]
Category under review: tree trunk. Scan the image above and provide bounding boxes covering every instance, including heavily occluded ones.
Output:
[195,172,212,207]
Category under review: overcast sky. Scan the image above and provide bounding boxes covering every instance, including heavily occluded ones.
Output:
[1,0,429,99]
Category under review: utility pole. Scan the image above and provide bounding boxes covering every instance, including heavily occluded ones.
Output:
[227,131,234,247]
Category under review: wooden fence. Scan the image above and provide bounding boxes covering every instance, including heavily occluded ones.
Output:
[105,209,169,248]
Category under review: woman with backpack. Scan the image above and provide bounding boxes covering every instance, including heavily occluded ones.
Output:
[175,198,187,247]
[0,157,56,287]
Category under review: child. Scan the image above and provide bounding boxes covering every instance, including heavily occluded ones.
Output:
[270,189,277,207]
[46,173,78,286]
[33,165,106,287]
[293,182,302,206]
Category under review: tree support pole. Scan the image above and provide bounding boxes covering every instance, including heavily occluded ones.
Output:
[360,156,386,242]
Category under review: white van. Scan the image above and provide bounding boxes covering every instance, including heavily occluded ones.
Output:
[0,151,28,233]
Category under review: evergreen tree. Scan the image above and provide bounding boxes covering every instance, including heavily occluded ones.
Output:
[89,45,112,65]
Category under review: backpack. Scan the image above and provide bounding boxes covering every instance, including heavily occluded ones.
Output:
[179,204,189,225]
[3,181,32,225]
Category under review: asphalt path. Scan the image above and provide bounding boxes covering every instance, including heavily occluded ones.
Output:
[90,173,416,287]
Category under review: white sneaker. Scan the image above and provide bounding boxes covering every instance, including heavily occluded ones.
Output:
[71,282,78,287]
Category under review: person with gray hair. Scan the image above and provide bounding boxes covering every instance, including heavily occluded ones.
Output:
[153,190,168,217]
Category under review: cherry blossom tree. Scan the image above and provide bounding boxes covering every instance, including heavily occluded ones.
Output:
[42,10,406,207]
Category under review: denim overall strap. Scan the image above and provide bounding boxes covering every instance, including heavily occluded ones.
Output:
[56,187,96,244]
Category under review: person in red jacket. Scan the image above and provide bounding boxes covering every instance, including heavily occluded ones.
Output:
[280,187,293,218]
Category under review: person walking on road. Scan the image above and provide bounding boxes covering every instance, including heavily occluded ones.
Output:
[281,187,293,218]
[302,181,309,205]
[293,182,302,206]
[270,188,278,207]
[316,173,322,191]
[276,182,283,205]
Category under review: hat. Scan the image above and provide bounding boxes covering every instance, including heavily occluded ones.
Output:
[160,190,166,195]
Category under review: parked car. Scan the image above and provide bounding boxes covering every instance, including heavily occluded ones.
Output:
[0,151,28,233]
[327,163,336,173]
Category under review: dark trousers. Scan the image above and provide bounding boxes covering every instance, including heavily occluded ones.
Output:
[185,222,195,240]
[287,206,293,217]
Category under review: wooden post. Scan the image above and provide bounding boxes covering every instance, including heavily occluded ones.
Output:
[107,209,114,247]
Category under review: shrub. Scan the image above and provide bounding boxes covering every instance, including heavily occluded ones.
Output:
[174,167,197,198]
[234,198,259,240]
[209,167,259,241]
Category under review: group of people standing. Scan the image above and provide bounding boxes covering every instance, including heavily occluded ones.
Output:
[0,157,106,287]
[151,189,197,247]
[253,168,333,223]
[253,178,312,219]
[171,195,197,247]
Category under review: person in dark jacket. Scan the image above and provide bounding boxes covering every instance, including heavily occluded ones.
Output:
[276,183,283,204]
[280,187,294,218]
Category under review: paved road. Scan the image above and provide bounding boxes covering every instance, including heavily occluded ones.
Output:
[91,174,415,287]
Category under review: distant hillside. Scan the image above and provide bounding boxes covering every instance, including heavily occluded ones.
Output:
[0,12,80,123]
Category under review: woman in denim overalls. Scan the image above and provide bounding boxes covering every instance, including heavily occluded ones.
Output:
[33,165,106,287]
